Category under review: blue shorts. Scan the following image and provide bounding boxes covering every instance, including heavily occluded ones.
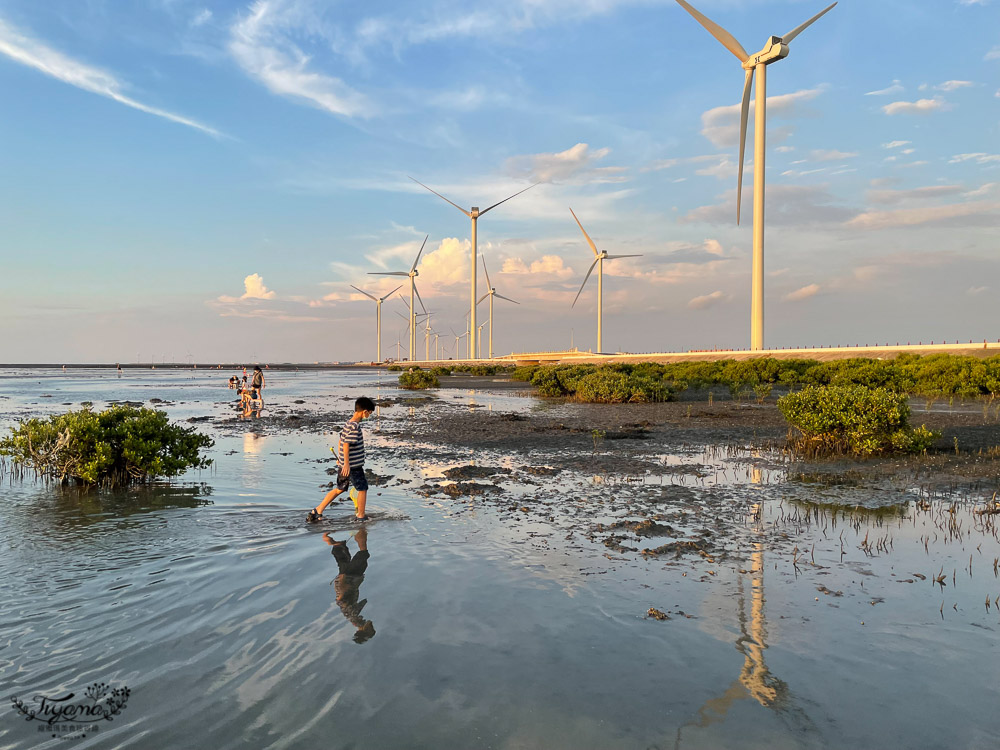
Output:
[336,466,368,492]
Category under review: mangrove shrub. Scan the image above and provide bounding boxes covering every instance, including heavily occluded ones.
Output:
[0,406,214,487]
[777,385,938,457]
[399,370,439,389]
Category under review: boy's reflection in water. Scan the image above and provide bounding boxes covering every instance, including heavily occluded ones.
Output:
[323,528,375,643]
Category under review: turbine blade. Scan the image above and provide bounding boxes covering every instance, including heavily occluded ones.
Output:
[409,177,470,217]
[378,284,403,302]
[569,207,599,257]
[782,2,837,44]
[605,254,643,260]
[369,271,408,276]
[572,258,601,308]
[494,293,520,305]
[675,0,749,62]
[477,293,490,305]
[413,283,427,315]
[350,285,378,301]
[737,67,753,226]
[410,234,429,273]
[479,182,539,215]
[481,255,492,289]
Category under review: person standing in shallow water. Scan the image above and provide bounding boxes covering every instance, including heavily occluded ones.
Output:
[323,528,375,643]
[308,396,375,522]
[251,366,265,407]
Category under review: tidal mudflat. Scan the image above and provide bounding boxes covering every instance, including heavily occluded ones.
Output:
[2,368,999,749]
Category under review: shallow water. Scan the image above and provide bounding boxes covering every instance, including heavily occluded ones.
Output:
[1,369,999,749]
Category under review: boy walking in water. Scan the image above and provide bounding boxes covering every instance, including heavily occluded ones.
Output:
[308,396,375,523]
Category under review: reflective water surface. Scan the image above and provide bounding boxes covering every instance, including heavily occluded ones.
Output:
[1,369,998,749]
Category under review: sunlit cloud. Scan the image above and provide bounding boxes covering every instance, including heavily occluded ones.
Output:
[865,80,903,96]
[687,290,727,310]
[218,273,277,303]
[847,200,1000,229]
[700,87,824,147]
[882,98,948,115]
[504,143,624,184]
[784,284,820,302]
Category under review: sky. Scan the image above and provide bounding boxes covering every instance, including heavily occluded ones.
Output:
[0,0,998,363]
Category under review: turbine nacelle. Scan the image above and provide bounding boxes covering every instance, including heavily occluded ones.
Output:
[743,38,788,69]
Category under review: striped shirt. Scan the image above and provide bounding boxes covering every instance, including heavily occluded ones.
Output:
[338,420,365,468]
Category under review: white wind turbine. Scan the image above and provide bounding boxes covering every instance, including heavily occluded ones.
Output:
[476,255,519,359]
[423,313,434,362]
[476,320,488,359]
[451,327,469,358]
[410,177,537,360]
[675,0,837,351]
[569,208,642,355]
[369,235,429,361]
[395,309,428,361]
[350,283,402,362]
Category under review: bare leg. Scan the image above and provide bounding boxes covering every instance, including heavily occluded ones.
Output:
[355,490,367,519]
[315,487,344,515]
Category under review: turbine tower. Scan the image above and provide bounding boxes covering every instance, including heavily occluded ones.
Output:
[410,177,537,360]
[676,0,837,351]
[569,208,642,354]
[350,283,402,362]
[369,235,429,361]
[476,255,519,359]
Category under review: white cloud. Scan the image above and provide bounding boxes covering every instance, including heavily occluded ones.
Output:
[810,149,858,162]
[985,46,1000,61]
[882,98,948,115]
[504,143,622,184]
[688,291,727,310]
[775,146,795,153]
[847,200,1000,229]
[0,17,220,137]
[867,185,964,205]
[229,0,372,118]
[935,80,974,91]
[700,87,824,148]
[865,80,903,96]
[191,9,213,27]
[950,153,1000,165]
[784,284,820,302]
[219,273,277,302]
[882,140,911,149]
[968,286,989,296]
[964,182,998,198]
[501,254,574,278]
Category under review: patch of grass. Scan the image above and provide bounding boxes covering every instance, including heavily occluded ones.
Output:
[399,370,439,390]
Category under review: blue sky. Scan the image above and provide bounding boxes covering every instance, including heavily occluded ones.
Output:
[0,0,997,363]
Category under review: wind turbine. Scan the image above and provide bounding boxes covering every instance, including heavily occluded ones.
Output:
[451,327,469,358]
[424,313,434,362]
[395,309,428,362]
[476,255,519,359]
[569,208,642,354]
[369,235,429,361]
[351,283,403,362]
[675,0,837,351]
[476,320,489,359]
[409,177,538,359]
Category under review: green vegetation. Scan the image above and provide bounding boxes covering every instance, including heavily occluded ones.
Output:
[509,364,675,402]
[778,385,939,457]
[449,364,514,376]
[386,364,403,372]
[398,369,439,389]
[512,354,1000,400]
[0,406,213,487]
[430,366,453,376]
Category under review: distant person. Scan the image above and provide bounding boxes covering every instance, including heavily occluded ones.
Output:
[323,528,375,643]
[116,363,122,378]
[308,396,375,523]
[228,375,239,389]
[251,366,265,407]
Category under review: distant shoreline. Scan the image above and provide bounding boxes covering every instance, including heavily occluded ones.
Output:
[0,363,374,371]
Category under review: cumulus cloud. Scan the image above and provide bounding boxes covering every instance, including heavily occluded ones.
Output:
[784,284,820,302]
[229,0,372,118]
[882,98,948,115]
[882,140,911,149]
[0,17,220,137]
[700,87,824,148]
[504,143,624,184]
[218,273,277,302]
[501,254,574,278]
[688,291,727,310]
[865,80,903,96]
